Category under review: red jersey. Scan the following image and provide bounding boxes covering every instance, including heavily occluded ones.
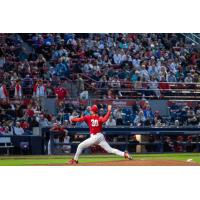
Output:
[72,111,111,135]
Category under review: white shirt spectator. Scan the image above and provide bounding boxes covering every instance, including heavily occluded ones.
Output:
[0,127,12,135]
[35,85,46,97]
[39,118,50,127]
[148,65,159,76]
[169,62,177,74]
[113,53,122,64]
[80,90,89,100]
[184,75,193,83]
[140,69,150,81]
[13,126,24,135]
[132,59,141,69]
[0,84,8,99]
[121,53,127,62]
[166,73,177,82]
[113,109,123,120]
[106,118,116,127]
[134,111,146,126]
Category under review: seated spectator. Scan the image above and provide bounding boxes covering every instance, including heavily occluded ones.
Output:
[184,73,193,83]
[12,122,24,135]
[130,70,139,83]
[132,101,141,116]
[84,106,91,116]
[133,110,146,127]
[29,116,39,129]
[39,114,50,127]
[140,64,150,81]
[152,110,165,126]
[0,126,12,135]
[106,116,116,127]
[69,111,79,124]
[113,107,123,125]
[169,104,181,122]
[143,104,154,126]
[55,58,69,76]
[10,72,19,87]
[187,107,198,125]
[166,71,177,82]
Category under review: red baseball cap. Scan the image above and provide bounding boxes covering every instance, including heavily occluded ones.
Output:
[91,105,98,113]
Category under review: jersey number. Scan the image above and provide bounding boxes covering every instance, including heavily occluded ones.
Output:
[91,119,99,127]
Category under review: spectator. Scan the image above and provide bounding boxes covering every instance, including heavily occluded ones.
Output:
[12,122,24,135]
[39,114,50,128]
[14,79,22,99]
[106,115,116,127]
[187,107,198,125]
[133,110,146,127]
[132,101,141,115]
[0,126,12,135]
[113,107,123,125]
[11,72,19,87]
[69,111,79,124]
[33,80,46,110]
[143,104,154,125]
[166,71,177,82]
[0,82,9,100]
[84,106,91,116]
[184,73,193,83]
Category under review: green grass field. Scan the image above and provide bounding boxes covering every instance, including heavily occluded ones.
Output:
[0,153,200,166]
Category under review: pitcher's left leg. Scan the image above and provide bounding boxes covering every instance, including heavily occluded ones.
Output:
[98,139,124,157]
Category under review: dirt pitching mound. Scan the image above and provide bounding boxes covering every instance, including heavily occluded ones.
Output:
[45,160,199,166]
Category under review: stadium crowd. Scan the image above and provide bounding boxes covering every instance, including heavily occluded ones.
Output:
[0,33,200,141]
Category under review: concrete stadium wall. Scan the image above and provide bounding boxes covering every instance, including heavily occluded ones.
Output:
[44,98,170,116]
[44,98,56,114]
[148,100,169,116]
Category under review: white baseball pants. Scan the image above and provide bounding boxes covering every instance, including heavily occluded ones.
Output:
[74,133,124,161]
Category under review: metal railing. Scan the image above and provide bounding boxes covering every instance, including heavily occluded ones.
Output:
[181,33,200,45]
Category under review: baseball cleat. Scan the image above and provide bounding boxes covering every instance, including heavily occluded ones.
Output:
[68,159,78,164]
[124,151,132,160]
